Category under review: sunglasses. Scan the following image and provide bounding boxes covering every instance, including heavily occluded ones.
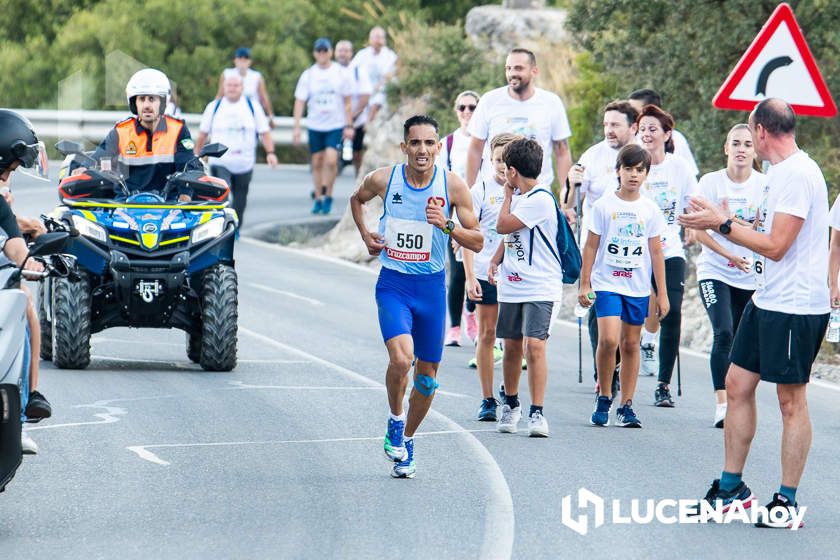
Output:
[315,47,329,53]
[457,104,477,112]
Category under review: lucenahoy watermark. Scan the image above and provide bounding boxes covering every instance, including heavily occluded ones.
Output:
[560,487,805,536]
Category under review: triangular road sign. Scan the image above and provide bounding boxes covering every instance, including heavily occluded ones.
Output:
[713,2,836,117]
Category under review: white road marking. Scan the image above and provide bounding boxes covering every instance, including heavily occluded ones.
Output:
[241,237,377,275]
[246,282,324,306]
[238,327,514,560]
[223,380,470,398]
[27,403,127,431]
[126,428,499,467]
[89,355,307,366]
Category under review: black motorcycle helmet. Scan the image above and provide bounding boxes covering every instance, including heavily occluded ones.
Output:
[0,109,48,179]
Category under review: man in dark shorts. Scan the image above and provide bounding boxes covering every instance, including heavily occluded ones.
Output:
[680,98,828,529]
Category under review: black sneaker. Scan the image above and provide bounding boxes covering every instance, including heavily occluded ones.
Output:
[498,383,506,402]
[654,383,675,407]
[755,493,805,529]
[477,398,499,422]
[25,390,52,422]
[688,478,755,515]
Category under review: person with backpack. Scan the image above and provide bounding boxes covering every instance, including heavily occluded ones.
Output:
[489,137,577,438]
[195,73,278,229]
[438,90,480,347]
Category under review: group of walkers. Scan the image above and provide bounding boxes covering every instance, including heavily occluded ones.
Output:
[351,46,831,529]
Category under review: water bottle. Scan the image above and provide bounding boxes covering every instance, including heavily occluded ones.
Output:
[574,292,595,318]
[342,138,353,162]
[826,308,840,342]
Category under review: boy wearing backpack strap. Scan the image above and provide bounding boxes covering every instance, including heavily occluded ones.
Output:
[578,144,669,428]
[488,137,564,438]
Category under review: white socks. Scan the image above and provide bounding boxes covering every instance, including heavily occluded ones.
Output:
[641,328,659,346]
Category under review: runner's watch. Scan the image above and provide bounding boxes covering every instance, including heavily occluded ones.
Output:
[442,219,455,235]
[718,219,733,235]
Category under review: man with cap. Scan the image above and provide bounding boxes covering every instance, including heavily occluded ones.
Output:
[218,47,276,129]
[293,37,354,214]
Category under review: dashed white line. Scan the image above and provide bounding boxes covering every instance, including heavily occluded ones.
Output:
[246,282,324,306]
[126,428,499,467]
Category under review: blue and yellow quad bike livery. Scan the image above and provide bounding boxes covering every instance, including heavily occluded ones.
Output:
[39,141,238,371]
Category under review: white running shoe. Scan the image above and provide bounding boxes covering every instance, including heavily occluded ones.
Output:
[640,343,658,376]
[21,430,38,455]
[528,411,549,437]
[497,404,521,433]
[714,403,727,429]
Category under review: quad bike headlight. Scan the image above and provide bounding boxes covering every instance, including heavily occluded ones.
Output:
[71,214,107,243]
[191,217,225,244]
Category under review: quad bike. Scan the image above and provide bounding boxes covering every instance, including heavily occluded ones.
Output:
[40,141,239,371]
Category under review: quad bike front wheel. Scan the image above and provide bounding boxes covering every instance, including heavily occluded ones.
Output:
[197,264,237,371]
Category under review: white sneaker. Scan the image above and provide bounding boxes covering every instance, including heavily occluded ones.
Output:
[640,343,658,376]
[21,430,38,455]
[528,411,549,437]
[497,404,521,433]
[714,403,727,429]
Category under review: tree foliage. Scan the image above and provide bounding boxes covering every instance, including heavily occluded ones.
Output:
[387,20,499,135]
[0,0,486,114]
[566,0,840,190]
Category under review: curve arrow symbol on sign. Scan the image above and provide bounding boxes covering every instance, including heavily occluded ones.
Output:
[755,56,793,95]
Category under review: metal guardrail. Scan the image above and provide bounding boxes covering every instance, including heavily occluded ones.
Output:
[11,109,306,145]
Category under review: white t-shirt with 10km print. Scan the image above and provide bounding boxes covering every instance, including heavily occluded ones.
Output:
[694,168,766,290]
[640,153,697,261]
[497,187,564,303]
[468,86,572,186]
[469,176,506,281]
[588,190,665,297]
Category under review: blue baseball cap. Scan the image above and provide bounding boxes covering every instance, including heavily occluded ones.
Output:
[313,38,332,51]
[234,47,251,59]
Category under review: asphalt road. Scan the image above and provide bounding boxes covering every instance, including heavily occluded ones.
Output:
[1,164,837,558]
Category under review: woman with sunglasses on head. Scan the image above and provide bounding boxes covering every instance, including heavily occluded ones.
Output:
[439,91,481,347]
[693,124,766,428]
[636,104,697,408]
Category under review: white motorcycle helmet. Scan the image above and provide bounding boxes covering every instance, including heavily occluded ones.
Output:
[126,68,171,116]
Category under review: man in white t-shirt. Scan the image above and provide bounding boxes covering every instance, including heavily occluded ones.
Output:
[217,47,275,129]
[628,89,698,177]
[293,38,354,215]
[680,99,828,529]
[466,48,573,201]
[335,40,372,176]
[488,138,563,438]
[196,73,277,229]
[351,27,398,127]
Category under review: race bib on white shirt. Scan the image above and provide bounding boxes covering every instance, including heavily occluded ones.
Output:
[384,217,433,262]
[604,220,645,268]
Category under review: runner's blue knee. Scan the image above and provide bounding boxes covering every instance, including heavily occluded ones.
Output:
[414,374,438,396]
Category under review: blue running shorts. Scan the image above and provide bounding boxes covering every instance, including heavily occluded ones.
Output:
[308,128,343,154]
[375,267,446,363]
[594,291,649,326]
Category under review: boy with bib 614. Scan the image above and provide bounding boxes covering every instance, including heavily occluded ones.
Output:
[578,144,669,428]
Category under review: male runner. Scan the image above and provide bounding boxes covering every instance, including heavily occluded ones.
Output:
[349,115,482,478]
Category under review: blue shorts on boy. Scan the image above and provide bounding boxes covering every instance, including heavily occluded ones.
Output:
[594,291,649,325]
